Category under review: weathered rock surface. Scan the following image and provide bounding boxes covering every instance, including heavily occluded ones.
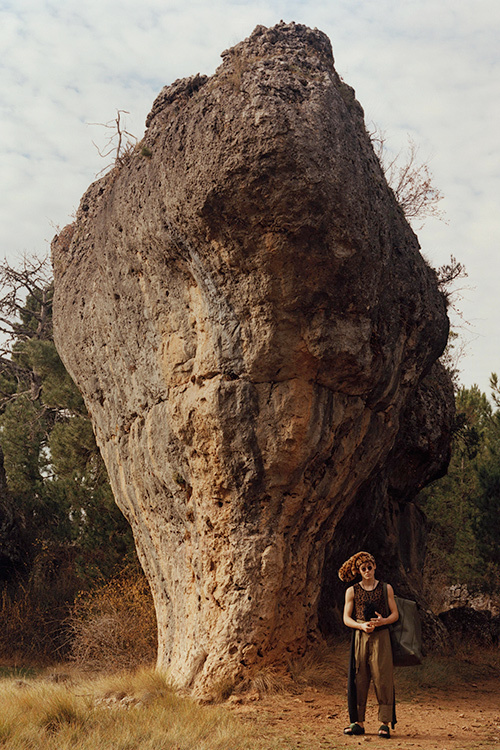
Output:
[52,22,452,693]
[440,583,500,617]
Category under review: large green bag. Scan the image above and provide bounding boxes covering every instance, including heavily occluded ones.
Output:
[383,582,423,667]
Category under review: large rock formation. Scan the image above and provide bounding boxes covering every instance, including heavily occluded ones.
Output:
[52,22,453,694]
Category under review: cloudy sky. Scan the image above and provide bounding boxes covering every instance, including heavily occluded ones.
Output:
[1,0,498,395]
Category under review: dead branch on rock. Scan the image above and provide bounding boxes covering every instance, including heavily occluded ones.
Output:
[371,128,446,229]
[90,109,137,174]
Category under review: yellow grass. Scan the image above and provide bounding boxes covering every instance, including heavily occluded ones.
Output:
[0,667,280,750]
[3,641,498,749]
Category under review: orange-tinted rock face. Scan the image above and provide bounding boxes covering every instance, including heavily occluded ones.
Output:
[52,22,452,695]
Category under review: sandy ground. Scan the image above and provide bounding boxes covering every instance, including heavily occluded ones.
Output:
[229,659,500,750]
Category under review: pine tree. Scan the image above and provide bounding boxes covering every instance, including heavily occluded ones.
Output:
[0,255,136,583]
[419,383,500,598]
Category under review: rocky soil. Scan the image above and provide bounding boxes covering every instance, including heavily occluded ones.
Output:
[231,650,500,750]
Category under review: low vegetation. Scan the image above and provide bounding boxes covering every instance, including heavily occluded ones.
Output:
[68,570,157,672]
[0,668,272,750]
[0,643,498,750]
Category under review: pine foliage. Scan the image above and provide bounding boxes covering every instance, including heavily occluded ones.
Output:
[419,383,500,602]
[0,255,139,660]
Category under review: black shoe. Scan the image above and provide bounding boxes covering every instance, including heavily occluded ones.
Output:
[344,723,365,735]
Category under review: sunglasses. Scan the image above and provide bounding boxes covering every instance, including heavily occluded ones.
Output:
[359,564,373,572]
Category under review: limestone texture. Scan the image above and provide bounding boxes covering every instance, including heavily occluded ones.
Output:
[52,22,453,694]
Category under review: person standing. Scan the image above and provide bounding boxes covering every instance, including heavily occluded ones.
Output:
[339,551,399,739]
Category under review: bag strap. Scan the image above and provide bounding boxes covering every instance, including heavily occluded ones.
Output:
[383,580,397,728]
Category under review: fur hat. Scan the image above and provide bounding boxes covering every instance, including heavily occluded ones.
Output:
[338,551,376,582]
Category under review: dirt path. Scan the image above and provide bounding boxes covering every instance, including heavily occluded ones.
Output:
[230,664,500,749]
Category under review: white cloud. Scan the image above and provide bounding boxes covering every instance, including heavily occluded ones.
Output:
[0,0,499,394]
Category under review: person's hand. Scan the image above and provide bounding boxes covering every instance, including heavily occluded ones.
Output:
[360,621,375,633]
[370,611,385,627]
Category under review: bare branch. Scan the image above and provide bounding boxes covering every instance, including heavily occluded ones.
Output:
[89,110,137,175]
[0,253,53,352]
[370,128,446,229]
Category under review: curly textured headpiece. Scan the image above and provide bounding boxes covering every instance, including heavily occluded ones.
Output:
[338,551,376,582]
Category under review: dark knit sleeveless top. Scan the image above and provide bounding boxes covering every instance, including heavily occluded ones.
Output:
[353,581,389,621]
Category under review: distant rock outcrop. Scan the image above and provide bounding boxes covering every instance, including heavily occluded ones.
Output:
[52,22,453,694]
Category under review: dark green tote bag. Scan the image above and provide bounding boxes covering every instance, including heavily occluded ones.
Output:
[383,582,423,667]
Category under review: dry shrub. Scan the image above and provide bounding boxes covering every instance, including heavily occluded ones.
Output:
[0,585,46,660]
[68,570,157,671]
[0,546,81,663]
[371,130,445,228]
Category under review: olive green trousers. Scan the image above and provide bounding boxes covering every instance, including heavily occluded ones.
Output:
[354,627,394,724]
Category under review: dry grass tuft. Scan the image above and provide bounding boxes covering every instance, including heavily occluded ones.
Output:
[209,676,237,703]
[0,680,91,746]
[251,666,296,696]
[288,642,348,688]
[0,667,277,749]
